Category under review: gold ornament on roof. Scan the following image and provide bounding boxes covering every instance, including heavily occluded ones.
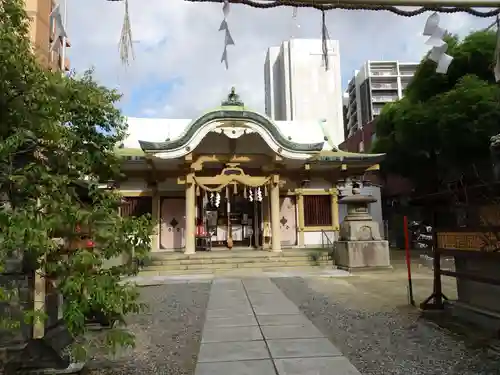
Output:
[222,87,244,106]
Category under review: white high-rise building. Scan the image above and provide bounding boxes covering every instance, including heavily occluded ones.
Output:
[344,60,418,139]
[264,39,344,147]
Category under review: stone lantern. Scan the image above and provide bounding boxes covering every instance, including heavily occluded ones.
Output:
[335,184,391,271]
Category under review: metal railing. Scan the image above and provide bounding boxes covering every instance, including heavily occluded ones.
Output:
[372,95,398,102]
[321,230,335,248]
[371,82,398,89]
[371,70,397,76]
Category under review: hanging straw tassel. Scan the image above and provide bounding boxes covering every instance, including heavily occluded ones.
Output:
[264,185,268,197]
[196,185,200,197]
[225,186,229,199]
[243,187,247,199]
[119,0,135,66]
[494,15,500,82]
[233,183,237,195]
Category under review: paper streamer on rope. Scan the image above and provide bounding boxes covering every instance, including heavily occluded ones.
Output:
[119,0,134,66]
[422,12,453,74]
[321,10,330,71]
[494,15,500,82]
[219,0,234,70]
[49,4,67,52]
[290,6,300,38]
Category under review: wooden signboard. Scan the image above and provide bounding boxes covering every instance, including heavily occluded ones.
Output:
[437,231,500,252]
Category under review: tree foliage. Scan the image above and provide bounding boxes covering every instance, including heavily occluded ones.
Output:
[372,30,500,194]
[0,0,153,359]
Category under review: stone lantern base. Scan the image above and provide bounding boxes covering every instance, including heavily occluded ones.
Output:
[334,185,391,271]
[335,240,391,271]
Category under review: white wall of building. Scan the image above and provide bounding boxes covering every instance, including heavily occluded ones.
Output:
[264,39,344,147]
[344,60,418,139]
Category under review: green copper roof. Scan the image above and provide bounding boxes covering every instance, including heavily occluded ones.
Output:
[138,88,324,154]
[308,150,385,163]
[115,147,145,157]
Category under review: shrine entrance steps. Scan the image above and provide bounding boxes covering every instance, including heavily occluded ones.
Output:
[139,249,334,276]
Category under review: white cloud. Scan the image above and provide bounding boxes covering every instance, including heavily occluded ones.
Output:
[66,0,491,118]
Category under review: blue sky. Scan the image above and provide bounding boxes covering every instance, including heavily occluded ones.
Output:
[66,0,491,119]
[122,79,182,116]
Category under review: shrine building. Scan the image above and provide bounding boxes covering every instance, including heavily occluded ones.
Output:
[116,89,384,254]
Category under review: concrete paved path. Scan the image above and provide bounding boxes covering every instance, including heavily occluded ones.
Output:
[125,269,350,286]
[194,277,362,375]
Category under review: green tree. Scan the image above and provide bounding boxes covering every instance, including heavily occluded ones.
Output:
[0,0,153,363]
[372,30,500,194]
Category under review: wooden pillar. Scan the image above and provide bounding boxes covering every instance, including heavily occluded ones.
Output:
[185,173,196,254]
[263,193,271,250]
[297,191,305,247]
[253,197,259,249]
[151,191,160,251]
[270,177,282,252]
[331,189,339,231]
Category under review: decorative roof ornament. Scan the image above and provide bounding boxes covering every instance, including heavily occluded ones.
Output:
[222,87,244,106]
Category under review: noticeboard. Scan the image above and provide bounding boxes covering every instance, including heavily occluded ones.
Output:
[437,231,500,252]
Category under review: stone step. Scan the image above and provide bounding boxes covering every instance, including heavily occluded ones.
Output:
[144,259,332,271]
[150,255,331,266]
[138,265,336,277]
[148,249,331,261]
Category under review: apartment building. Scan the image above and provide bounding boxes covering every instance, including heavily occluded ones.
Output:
[264,39,345,146]
[24,0,70,72]
[344,60,417,139]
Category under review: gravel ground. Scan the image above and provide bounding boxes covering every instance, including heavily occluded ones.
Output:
[273,276,500,375]
[84,282,210,375]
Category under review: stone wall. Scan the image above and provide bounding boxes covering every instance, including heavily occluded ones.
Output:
[0,259,34,344]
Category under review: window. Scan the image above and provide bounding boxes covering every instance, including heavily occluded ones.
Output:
[121,197,152,217]
[304,195,332,227]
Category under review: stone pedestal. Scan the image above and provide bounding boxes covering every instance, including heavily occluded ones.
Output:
[334,185,391,271]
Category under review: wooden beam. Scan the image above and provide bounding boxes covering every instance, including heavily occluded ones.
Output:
[191,154,272,170]
[366,164,380,171]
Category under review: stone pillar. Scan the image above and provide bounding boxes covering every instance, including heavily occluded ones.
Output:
[297,191,305,247]
[151,191,160,251]
[185,174,196,254]
[270,178,282,252]
[33,271,46,338]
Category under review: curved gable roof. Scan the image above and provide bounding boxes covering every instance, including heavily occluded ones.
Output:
[138,109,325,153]
[138,88,325,155]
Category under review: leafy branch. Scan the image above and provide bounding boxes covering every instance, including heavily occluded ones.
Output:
[0,0,154,366]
